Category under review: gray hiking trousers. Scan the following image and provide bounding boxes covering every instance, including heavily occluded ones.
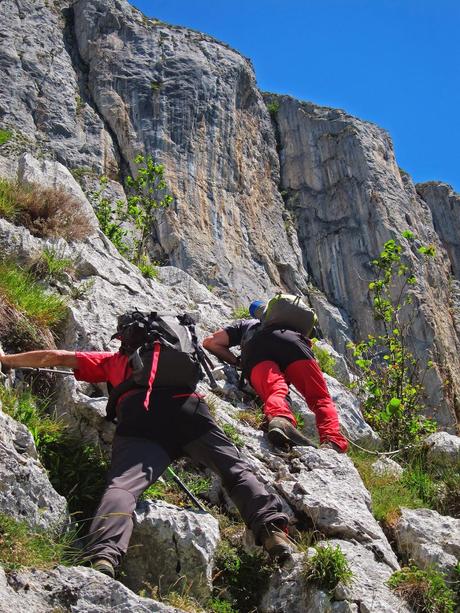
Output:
[85,428,287,567]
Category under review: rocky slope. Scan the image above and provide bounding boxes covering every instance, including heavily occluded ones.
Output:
[1,0,460,610]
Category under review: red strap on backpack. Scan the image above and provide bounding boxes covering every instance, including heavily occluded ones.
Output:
[143,341,161,411]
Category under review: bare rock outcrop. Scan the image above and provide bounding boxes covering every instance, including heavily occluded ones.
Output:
[0,565,184,612]
[123,501,220,600]
[393,508,460,581]
[0,404,68,533]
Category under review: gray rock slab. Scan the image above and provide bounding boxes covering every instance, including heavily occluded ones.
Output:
[260,540,409,613]
[276,447,399,569]
[371,457,404,479]
[424,431,460,466]
[0,565,184,612]
[394,507,460,581]
[0,405,68,533]
[272,93,460,431]
[330,539,411,613]
[123,500,220,601]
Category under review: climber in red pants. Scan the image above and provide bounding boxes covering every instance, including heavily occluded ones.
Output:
[203,301,348,452]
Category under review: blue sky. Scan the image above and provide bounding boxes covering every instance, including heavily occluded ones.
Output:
[132,1,459,192]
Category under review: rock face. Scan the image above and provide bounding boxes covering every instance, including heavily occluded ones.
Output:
[394,508,460,581]
[417,182,460,278]
[424,431,460,466]
[0,565,184,612]
[0,404,68,533]
[269,94,460,429]
[123,501,220,601]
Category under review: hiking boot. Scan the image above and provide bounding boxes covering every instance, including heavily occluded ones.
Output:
[92,558,115,579]
[320,440,343,453]
[268,417,317,449]
[260,526,296,563]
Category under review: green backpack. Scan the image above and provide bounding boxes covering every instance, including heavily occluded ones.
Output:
[259,293,317,337]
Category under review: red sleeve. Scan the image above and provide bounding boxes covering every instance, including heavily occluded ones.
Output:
[74,351,130,386]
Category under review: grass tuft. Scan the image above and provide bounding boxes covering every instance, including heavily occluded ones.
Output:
[0,260,67,329]
[0,513,75,570]
[0,178,94,241]
[303,542,353,592]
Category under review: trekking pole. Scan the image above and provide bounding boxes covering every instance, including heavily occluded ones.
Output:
[17,367,75,376]
[166,467,207,512]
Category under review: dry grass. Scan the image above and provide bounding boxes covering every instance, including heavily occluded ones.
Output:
[0,178,94,241]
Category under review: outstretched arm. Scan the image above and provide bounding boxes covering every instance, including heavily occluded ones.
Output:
[0,350,78,371]
[202,329,239,366]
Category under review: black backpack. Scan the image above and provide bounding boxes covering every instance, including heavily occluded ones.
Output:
[105,310,216,422]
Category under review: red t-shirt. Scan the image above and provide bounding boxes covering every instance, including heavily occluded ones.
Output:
[74,351,132,387]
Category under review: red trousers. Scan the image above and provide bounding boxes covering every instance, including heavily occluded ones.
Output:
[250,359,348,452]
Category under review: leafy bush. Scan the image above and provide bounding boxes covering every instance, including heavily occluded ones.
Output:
[0,513,75,570]
[303,542,353,592]
[348,232,437,451]
[0,178,94,241]
[311,339,337,377]
[266,100,280,116]
[350,448,460,522]
[92,154,172,276]
[388,565,456,613]
[349,449,425,522]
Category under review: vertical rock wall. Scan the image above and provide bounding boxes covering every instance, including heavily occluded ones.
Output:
[72,0,308,300]
[269,95,460,429]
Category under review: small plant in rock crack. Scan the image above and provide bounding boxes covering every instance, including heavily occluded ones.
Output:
[303,542,353,592]
[388,565,456,613]
[348,231,437,452]
[222,423,244,449]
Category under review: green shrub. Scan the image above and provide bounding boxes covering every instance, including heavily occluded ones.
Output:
[311,340,337,377]
[349,449,425,522]
[231,306,250,319]
[0,178,94,240]
[388,565,456,613]
[0,385,64,450]
[91,154,172,272]
[348,232,437,451]
[303,542,353,592]
[0,260,67,329]
[0,513,75,570]
[266,100,280,116]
